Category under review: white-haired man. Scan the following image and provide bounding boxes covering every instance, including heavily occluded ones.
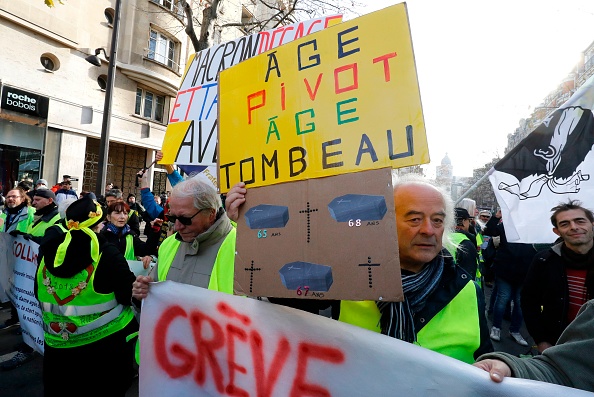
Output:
[225,175,493,364]
[132,176,237,299]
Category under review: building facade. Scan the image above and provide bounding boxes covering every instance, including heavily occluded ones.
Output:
[0,0,251,196]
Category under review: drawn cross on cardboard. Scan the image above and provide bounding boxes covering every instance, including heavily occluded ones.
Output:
[298,202,319,243]
[359,256,381,288]
[244,261,262,293]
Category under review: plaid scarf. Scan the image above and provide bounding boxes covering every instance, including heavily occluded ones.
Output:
[376,253,444,343]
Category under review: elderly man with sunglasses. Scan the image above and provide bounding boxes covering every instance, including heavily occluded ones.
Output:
[132,175,239,300]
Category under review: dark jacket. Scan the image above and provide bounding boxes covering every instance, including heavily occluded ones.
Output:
[485,217,536,285]
[522,242,577,345]
[452,230,478,280]
[100,226,158,258]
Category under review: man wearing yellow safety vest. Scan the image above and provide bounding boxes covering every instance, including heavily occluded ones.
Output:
[446,207,479,281]
[223,175,493,364]
[132,176,238,300]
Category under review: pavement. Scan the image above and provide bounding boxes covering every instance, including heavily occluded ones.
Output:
[0,283,536,396]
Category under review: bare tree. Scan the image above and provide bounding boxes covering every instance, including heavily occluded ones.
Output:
[179,0,362,52]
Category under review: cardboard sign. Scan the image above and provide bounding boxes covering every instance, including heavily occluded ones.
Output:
[160,15,342,179]
[234,168,402,301]
[0,234,45,354]
[139,281,590,397]
[218,3,428,192]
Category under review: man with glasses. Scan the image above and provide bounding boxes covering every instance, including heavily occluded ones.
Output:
[478,210,492,223]
[132,176,237,300]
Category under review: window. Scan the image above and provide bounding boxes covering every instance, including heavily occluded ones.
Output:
[40,53,60,72]
[135,88,165,123]
[150,0,183,16]
[148,29,177,69]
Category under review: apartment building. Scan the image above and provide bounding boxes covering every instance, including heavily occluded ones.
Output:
[0,0,251,195]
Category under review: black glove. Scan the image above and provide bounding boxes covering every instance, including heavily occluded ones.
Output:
[9,230,30,240]
[8,230,21,237]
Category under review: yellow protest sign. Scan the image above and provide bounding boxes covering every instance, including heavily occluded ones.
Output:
[218,3,428,192]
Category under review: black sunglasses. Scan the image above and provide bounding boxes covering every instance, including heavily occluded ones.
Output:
[167,209,205,225]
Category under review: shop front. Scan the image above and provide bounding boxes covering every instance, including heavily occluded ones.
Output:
[0,84,49,195]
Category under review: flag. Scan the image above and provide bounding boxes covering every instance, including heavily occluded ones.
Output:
[489,74,594,243]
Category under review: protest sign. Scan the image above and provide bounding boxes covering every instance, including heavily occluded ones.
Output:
[234,167,402,301]
[218,3,429,192]
[139,281,590,397]
[160,15,342,181]
[0,234,45,354]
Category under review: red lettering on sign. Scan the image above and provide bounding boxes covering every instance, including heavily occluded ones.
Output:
[217,301,251,326]
[154,305,193,379]
[189,310,226,392]
[290,342,345,397]
[247,90,266,124]
[225,324,249,397]
[251,331,290,397]
[153,302,346,396]
[304,74,323,101]
[373,52,397,82]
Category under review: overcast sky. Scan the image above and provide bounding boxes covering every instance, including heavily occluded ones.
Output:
[349,0,594,177]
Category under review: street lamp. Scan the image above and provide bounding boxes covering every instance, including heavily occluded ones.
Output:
[85,0,122,196]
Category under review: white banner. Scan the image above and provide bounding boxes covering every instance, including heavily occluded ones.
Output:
[139,281,591,397]
[0,234,45,354]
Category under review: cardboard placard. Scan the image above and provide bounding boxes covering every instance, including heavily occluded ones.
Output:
[234,168,402,301]
[218,3,428,192]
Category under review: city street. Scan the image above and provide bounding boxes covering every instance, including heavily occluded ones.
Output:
[0,284,537,397]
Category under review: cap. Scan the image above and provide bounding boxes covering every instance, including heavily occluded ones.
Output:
[36,179,48,186]
[34,188,56,201]
[63,175,72,180]
[479,210,492,217]
[454,208,472,222]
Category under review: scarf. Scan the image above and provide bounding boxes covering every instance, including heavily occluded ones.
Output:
[35,202,57,217]
[561,244,594,297]
[106,222,131,237]
[5,201,26,215]
[376,254,444,343]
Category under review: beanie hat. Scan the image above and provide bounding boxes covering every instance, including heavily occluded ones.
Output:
[34,188,56,201]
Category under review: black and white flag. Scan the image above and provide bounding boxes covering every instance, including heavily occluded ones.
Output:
[489,74,594,243]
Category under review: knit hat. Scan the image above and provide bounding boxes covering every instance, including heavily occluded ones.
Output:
[36,179,48,186]
[34,188,56,201]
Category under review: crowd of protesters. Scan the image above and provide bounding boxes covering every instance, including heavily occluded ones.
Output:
[1,155,594,395]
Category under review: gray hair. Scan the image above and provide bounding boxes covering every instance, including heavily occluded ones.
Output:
[105,189,123,199]
[392,172,456,249]
[171,176,221,211]
[458,198,477,219]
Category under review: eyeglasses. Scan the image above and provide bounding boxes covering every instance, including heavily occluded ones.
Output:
[167,209,206,225]
[5,195,21,199]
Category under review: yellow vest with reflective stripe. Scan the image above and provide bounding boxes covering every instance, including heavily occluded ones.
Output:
[157,228,236,294]
[27,213,61,237]
[124,234,135,260]
[0,206,35,232]
[36,255,134,348]
[339,281,481,364]
[446,232,481,283]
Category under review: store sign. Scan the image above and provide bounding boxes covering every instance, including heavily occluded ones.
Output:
[1,85,49,119]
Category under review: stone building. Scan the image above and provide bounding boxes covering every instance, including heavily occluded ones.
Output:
[0,0,258,196]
